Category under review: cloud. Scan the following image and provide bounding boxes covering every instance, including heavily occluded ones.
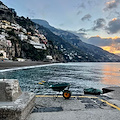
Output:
[79,18,106,34]
[106,11,120,19]
[115,11,120,17]
[87,0,99,6]
[88,0,93,5]
[101,44,120,55]
[78,28,88,32]
[87,35,120,55]
[81,14,92,21]
[78,3,85,9]
[71,31,88,42]
[104,0,120,11]
[87,35,120,46]
[106,18,120,34]
[92,18,106,31]
[87,36,113,46]
[77,32,87,36]
[77,10,82,15]
[115,38,120,43]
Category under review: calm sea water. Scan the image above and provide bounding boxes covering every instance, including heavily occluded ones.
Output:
[0,62,120,95]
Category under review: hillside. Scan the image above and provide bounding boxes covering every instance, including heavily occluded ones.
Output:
[32,19,120,62]
[0,2,65,62]
[0,1,120,62]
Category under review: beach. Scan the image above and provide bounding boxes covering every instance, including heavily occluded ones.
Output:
[0,61,51,70]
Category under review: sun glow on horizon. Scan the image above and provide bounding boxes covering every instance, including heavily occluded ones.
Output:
[93,35,120,40]
[101,46,120,55]
[90,35,120,56]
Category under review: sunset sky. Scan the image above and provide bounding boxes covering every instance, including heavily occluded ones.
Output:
[1,0,120,55]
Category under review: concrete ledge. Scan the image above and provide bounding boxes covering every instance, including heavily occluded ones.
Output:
[0,79,22,101]
[0,92,35,120]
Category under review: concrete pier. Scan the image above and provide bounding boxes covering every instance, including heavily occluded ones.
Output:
[27,87,120,120]
[0,79,35,120]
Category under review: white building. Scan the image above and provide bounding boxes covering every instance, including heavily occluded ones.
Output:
[20,28,27,33]
[18,33,28,41]
[30,40,46,50]
[0,34,12,47]
[46,55,53,60]
[11,23,22,31]
[0,50,6,58]
[30,36,40,43]
[17,58,26,62]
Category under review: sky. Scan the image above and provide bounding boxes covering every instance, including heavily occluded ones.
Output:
[1,0,120,55]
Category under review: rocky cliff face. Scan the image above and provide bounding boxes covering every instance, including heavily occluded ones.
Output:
[0,2,16,23]
[0,1,65,62]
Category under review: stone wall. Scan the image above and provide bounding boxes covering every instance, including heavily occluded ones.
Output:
[0,79,35,120]
[0,79,22,101]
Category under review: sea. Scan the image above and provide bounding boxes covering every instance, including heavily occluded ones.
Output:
[0,62,120,95]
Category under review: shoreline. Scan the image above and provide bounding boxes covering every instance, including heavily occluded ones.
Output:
[0,61,120,70]
[0,61,55,70]
[0,61,120,72]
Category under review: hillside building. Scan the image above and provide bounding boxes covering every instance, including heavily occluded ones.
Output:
[29,40,46,50]
[0,50,6,58]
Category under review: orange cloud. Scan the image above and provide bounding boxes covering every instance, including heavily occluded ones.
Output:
[101,45,120,55]
[104,0,119,11]
[93,35,120,40]
[104,36,120,40]
[112,18,117,21]
[95,35,100,37]
[89,35,120,56]
[106,0,116,5]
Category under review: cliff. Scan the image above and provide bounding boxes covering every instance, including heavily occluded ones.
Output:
[0,1,65,62]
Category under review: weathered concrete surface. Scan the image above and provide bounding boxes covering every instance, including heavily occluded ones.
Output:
[27,109,120,120]
[34,97,85,111]
[0,79,22,101]
[0,92,35,120]
[0,79,36,120]
[103,87,120,101]
[27,86,120,120]
[27,95,117,120]
[102,87,120,109]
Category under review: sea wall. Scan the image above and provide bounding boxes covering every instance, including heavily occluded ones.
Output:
[0,79,35,120]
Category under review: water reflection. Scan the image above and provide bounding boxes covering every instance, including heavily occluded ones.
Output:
[101,63,120,86]
[0,62,120,94]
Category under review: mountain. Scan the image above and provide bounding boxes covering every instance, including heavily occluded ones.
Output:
[32,19,120,62]
[32,19,52,29]
[34,24,93,62]
[0,1,120,62]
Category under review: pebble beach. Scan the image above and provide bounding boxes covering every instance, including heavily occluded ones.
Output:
[0,61,51,70]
